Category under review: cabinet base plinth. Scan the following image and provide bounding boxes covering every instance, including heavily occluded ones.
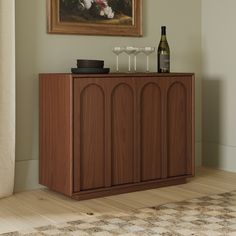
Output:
[71,177,189,201]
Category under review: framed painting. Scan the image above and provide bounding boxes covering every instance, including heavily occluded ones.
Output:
[47,0,142,37]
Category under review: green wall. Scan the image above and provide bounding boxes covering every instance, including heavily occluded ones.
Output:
[202,0,236,172]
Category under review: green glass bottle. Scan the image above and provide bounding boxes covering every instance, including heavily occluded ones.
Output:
[158,26,170,73]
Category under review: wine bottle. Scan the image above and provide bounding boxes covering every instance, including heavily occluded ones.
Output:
[157,26,170,73]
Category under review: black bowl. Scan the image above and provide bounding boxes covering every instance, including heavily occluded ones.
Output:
[71,68,110,74]
[77,59,104,68]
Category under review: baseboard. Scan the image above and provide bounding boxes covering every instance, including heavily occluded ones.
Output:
[202,142,236,172]
[14,159,42,192]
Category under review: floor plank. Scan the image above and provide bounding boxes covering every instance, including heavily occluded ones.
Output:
[0,167,235,233]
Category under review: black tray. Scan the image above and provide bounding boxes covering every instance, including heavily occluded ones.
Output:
[71,67,110,74]
[77,59,104,68]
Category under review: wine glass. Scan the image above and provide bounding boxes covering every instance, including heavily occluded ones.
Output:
[112,47,124,72]
[133,47,141,72]
[142,47,155,72]
[124,46,136,72]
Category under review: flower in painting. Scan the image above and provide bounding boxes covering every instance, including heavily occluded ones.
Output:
[82,0,114,19]
[83,0,94,9]
[95,0,107,8]
[100,6,114,18]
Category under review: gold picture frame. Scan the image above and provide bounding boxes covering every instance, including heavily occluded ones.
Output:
[47,0,142,37]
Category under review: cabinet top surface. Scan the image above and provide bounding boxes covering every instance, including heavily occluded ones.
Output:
[39,73,194,78]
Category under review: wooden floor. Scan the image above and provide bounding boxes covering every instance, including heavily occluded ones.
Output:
[0,167,236,234]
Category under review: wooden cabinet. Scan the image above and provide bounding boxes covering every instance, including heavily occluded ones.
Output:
[39,73,195,200]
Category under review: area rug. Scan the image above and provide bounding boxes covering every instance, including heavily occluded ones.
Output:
[1,191,236,236]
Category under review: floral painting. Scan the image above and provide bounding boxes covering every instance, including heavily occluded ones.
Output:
[60,0,133,25]
[47,0,142,36]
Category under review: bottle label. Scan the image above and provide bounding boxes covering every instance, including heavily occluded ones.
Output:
[160,55,170,71]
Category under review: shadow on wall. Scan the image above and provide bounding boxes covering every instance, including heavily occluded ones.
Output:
[15,0,41,192]
[202,78,223,169]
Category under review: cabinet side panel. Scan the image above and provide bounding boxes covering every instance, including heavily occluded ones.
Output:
[167,81,187,177]
[39,74,73,196]
[188,77,195,175]
[141,83,162,181]
[77,84,105,191]
[111,84,134,185]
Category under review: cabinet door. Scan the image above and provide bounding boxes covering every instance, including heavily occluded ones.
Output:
[109,79,137,186]
[74,77,137,191]
[74,79,107,191]
[136,78,165,181]
[166,77,194,177]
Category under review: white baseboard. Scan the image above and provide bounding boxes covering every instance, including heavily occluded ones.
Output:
[14,159,42,192]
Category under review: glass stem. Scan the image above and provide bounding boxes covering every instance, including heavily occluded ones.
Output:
[128,55,131,72]
[116,55,119,72]
[146,55,149,72]
[134,55,137,72]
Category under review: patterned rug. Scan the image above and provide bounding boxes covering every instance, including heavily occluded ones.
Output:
[1,191,236,236]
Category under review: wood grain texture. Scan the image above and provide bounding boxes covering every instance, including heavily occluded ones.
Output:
[73,78,111,191]
[1,168,235,234]
[167,81,187,177]
[140,83,162,181]
[111,83,135,186]
[166,77,195,178]
[69,73,194,78]
[72,177,187,200]
[39,73,195,200]
[76,84,105,191]
[190,76,195,176]
[39,74,73,196]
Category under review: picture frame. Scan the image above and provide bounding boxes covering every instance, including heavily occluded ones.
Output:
[47,0,142,37]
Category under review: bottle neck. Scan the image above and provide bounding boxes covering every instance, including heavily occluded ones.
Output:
[161,35,167,41]
[161,27,166,35]
[161,26,167,41]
